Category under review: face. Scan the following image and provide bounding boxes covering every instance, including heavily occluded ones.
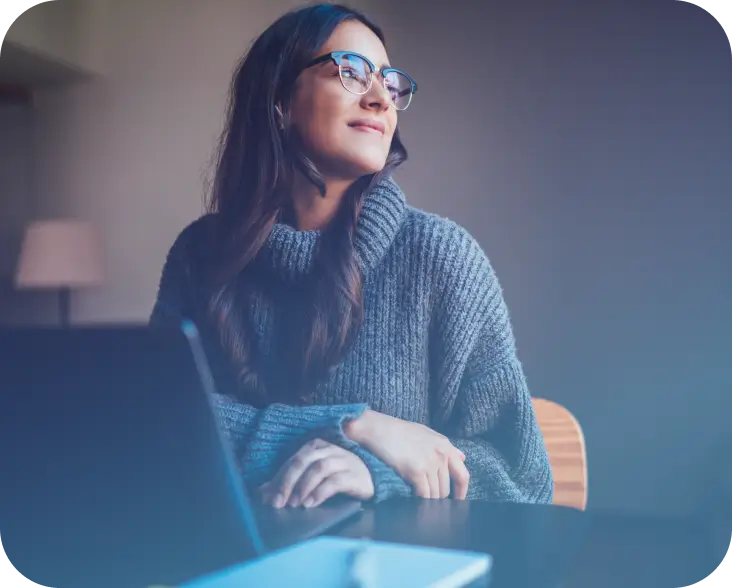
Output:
[287,20,398,180]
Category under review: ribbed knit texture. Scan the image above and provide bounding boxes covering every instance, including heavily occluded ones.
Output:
[150,176,553,504]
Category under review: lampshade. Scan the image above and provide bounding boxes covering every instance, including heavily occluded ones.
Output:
[15,219,104,289]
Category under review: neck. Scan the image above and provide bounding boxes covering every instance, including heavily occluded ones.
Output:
[289,173,354,232]
[259,174,406,283]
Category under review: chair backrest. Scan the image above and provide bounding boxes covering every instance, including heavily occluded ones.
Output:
[532,398,588,511]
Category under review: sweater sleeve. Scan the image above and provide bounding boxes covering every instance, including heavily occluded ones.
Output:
[327,224,553,504]
[149,219,369,487]
[446,355,553,503]
[430,225,554,503]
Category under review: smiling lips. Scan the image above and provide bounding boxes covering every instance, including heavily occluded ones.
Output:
[348,118,385,135]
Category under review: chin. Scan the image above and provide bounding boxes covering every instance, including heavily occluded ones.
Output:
[356,163,386,177]
[344,155,389,178]
[304,146,387,180]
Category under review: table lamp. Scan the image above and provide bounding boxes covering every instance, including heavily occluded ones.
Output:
[14,219,104,327]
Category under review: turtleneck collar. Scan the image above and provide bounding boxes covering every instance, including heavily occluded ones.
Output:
[256,175,406,283]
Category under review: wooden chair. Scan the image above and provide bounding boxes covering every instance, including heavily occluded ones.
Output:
[532,398,588,511]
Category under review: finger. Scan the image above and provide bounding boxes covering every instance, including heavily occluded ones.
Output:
[426,468,440,499]
[448,455,470,500]
[272,438,331,485]
[289,456,349,507]
[440,440,465,461]
[271,443,341,507]
[305,472,350,508]
[412,473,431,499]
[438,465,451,499]
[266,440,321,494]
[260,484,284,507]
[274,448,337,506]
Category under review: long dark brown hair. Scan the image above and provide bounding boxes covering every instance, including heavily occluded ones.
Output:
[204,4,407,405]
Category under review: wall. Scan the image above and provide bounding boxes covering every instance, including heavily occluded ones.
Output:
[30,0,322,322]
[0,100,33,322]
[24,0,732,517]
[0,101,33,278]
[0,99,59,324]
[366,0,732,516]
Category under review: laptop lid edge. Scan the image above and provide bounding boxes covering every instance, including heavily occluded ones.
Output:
[179,319,266,558]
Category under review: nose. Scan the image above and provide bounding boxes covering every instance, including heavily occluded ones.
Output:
[360,77,391,112]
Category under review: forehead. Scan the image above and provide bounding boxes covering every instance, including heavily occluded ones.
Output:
[319,20,390,67]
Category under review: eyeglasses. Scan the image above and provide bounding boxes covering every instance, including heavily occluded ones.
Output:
[305,51,418,111]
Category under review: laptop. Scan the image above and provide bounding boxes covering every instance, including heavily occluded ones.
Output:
[0,323,362,588]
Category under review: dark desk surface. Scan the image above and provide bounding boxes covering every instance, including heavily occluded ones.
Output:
[330,498,591,588]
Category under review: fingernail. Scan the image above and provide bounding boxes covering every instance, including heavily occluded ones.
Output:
[273,494,285,508]
[303,497,315,508]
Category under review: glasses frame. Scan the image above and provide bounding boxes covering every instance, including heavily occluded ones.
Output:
[305,50,418,111]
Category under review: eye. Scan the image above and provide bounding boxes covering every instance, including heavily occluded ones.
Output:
[341,66,358,79]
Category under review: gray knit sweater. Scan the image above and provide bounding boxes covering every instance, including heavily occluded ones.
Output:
[150,177,553,504]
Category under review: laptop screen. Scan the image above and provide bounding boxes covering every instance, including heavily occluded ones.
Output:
[0,325,261,588]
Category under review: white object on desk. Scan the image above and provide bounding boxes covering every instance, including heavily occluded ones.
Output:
[181,536,491,588]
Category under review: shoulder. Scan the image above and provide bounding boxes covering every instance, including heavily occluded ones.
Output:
[152,213,219,319]
[162,213,219,270]
[156,213,221,293]
[166,213,218,256]
[402,205,486,254]
[398,208,514,356]
[399,205,496,288]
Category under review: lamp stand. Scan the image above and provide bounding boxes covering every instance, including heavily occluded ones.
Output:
[59,287,71,328]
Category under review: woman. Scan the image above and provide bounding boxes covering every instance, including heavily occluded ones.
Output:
[151,4,553,509]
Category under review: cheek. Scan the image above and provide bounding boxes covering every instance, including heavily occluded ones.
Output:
[306,111,346,149]
[291,88,395,173]
[294,91,349,152]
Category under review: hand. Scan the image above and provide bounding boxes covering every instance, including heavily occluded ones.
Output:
[260,438,374,509]
[344,410,470,500]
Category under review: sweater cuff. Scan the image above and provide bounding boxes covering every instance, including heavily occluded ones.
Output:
[326,426,413,502]
[213,394,370,486]
[349,445,413,502]
[245,403,370,484]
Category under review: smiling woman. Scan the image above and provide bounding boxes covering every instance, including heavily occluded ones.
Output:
[150,3,553,509]
[283,21,409,188]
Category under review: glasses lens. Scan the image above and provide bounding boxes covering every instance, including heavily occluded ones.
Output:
[339,54,371,94]
[384,71,413,110]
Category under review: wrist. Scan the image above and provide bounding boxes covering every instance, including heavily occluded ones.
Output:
[344,409,372,444]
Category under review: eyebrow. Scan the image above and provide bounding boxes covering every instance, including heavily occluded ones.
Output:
[365,56,391,70]
[327,51,392,70]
